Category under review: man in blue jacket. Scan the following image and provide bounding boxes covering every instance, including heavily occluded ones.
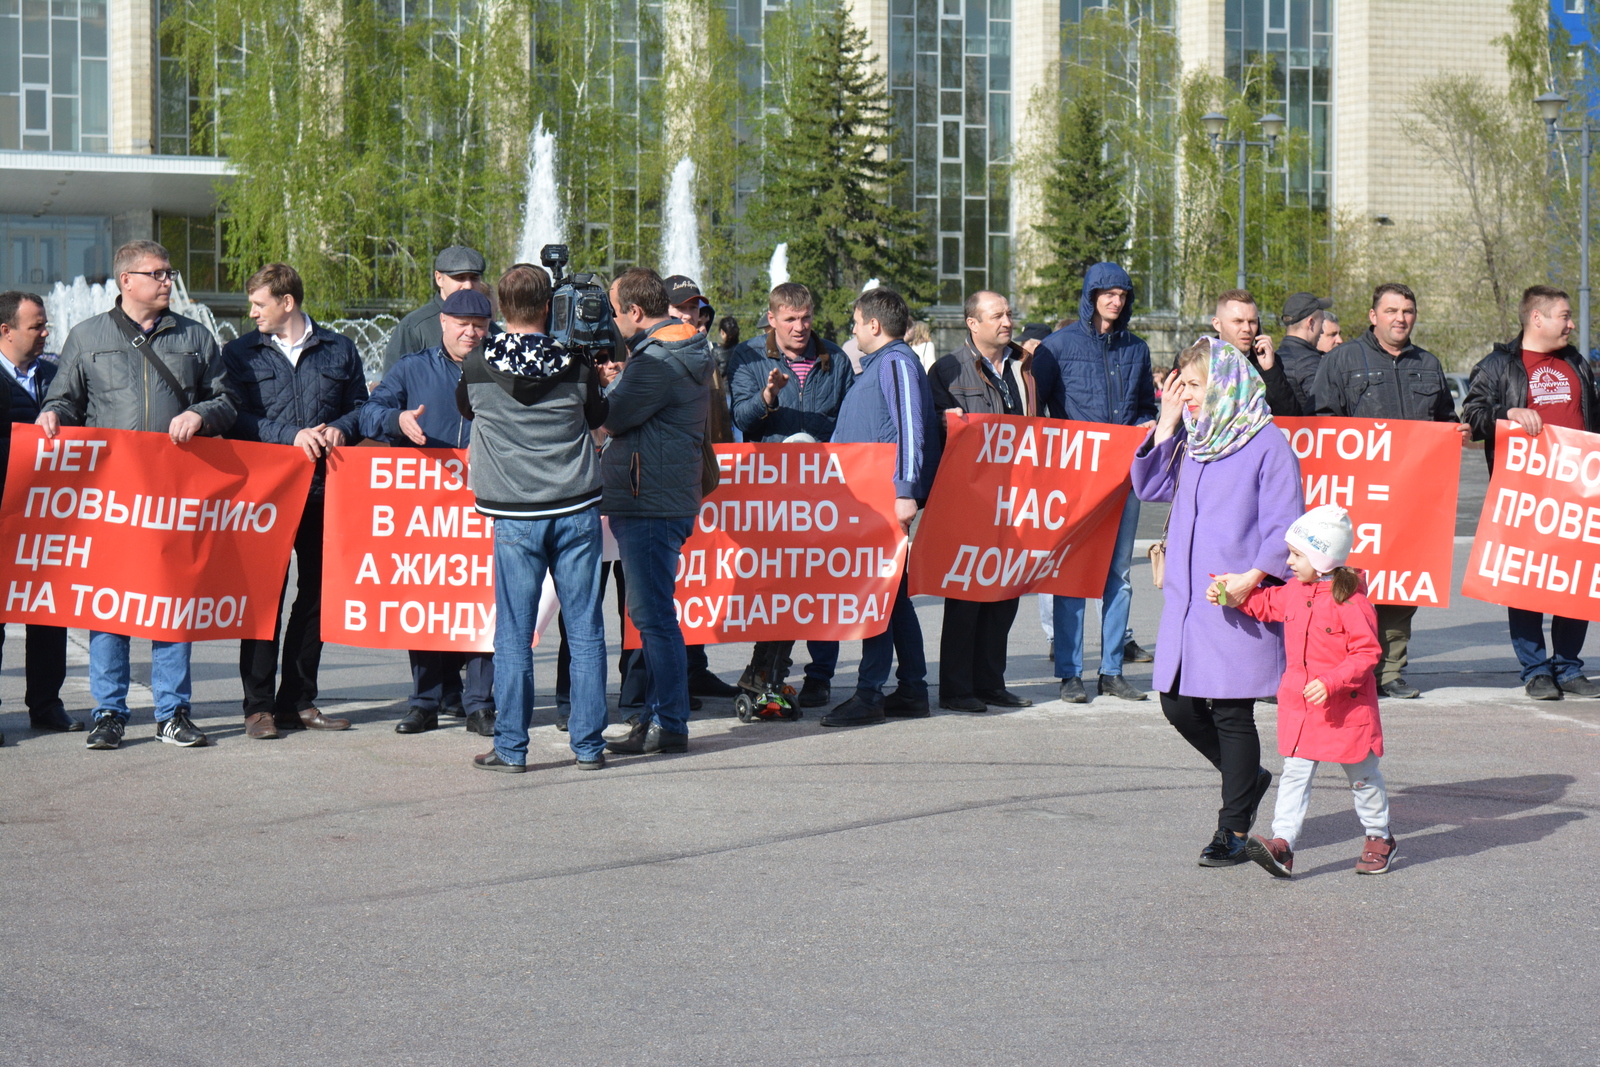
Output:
[361,285,497,737]
[728,281,856,710]
[223,263,366,740]
[1031,262,1157,704]
[822,287,942,728]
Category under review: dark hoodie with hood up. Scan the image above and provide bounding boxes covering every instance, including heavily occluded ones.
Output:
[1031,262,1158,426]
[601,319,712,519]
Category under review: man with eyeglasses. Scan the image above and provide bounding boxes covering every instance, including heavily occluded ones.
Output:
[37,240,237,751]
[383,246,501,373]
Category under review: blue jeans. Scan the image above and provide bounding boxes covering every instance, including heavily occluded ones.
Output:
[492,507,607,764]
[1054,492,1140,679]
[856,572,927,701]
[89,631,191,724]
[1507,608,1587,683]
[803,641,839,682]
[611,515,694,734]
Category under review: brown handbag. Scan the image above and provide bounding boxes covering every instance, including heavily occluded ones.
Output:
[1146,443,1183,589]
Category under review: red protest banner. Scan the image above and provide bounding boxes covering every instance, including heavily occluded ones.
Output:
[906,414,1146,601]
[1275,417,1459,608]
[321,447,496,652]
[1461,420,1600,619]
[0,425,312,640]
[624,443,903,647]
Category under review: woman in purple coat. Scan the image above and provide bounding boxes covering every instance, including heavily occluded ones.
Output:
[1132,337,1304,866]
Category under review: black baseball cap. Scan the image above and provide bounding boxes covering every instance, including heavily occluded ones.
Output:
[1017,322,1052,345]
[434,245,487,275]
[439,289,493,318]
[1281,292,1333,325]
[663,275,704,308]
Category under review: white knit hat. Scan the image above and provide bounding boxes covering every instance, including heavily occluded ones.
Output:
[1286,505,1354,574]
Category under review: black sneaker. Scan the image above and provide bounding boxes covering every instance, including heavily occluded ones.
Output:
[1123,639,1154,663]
[688,669,740,698]
[1527,674,1562,700]
[883,687,931,718]
[85,717,125,750]
[575,754,605,771]
[605,719,689,754]
[1058,677,1088,703]
[156,710,208,747]
[1378,678,1421,699]
[1198,829,1250,867]
[798,677,831,708]
[819,695,886,728]
[1097,674,1147,701]
[1558,674,1600,698]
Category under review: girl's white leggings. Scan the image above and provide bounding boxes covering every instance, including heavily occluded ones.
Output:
[1271,751,1389,849]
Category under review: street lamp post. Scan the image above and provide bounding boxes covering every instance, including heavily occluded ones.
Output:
[1537,91,1594,359]
[1201,110,1285,291]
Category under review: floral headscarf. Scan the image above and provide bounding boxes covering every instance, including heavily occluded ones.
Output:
[1182,336,1274,463]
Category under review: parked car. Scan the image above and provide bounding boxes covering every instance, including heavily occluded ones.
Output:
[1446,372,1471,408]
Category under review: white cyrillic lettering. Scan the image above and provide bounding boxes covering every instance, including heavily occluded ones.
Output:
[345,600,367,630]
[974,547,1002,586]
[400,601,425,633]
[814,501,837,531]
[941,545,978,591]
[391,553,421,584]
[71,583,93,615]
[92,588,118,620]
[64,536,90,568]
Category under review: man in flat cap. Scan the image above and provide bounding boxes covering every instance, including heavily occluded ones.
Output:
[1276,291,1333,416]
[384,245,500,372]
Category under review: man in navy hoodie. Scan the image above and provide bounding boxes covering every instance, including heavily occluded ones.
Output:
[1031,263,1157,705]
[821,287,941,728]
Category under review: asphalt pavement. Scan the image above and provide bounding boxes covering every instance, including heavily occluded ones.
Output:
[3,452,1599,1065]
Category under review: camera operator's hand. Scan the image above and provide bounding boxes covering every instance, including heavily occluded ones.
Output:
[398,404,428,445]
[595,360,621,388]
[763,366,790,409]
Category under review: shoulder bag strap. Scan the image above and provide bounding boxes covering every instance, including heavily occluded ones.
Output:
[111,312,192,408]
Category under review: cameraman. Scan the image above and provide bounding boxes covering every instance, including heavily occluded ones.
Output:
[456,268,611,773]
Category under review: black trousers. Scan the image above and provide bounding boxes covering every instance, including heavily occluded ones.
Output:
[0,623,67,716]
[1159,673,1262,834]
[939,597,1019,698]
[408,650,494,713]
[239,493,325,718]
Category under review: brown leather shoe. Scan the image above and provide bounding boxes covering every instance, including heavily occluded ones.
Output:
[245,712,280,739]
[298,707,350,731]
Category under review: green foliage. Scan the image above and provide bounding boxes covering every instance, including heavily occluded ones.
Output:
[1174,64,1333,328]
[745,1,931,340]
[1025,95,1130,323]
[162,0,530,317]
[1042,0,1178,313]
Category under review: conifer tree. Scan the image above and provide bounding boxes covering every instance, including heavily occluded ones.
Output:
[748,1,930,339]
[1027,96,1130,322]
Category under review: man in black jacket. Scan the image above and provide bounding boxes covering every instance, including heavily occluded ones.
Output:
[927,291,1036,712]
[223,263,367,740]
[1314,282,1471,699]
[0,291,77,737]
[1275,291,1332,415]
[1462,285,1600,700]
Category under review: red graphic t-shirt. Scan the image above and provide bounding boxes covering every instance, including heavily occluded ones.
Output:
[1522,350,1585,431]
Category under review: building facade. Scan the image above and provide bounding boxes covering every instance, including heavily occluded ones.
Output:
[0,0,1562,318]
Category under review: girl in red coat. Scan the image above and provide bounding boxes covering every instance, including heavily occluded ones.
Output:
[1207,504,1397,877]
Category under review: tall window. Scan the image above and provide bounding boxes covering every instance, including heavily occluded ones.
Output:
[0,0,111,152]
[890,0,1012,304]
[1225,0,1331,207]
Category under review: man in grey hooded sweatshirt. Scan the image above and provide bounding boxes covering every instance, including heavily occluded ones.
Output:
[600,267,713,758]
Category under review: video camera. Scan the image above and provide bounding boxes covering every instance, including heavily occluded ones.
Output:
[541,243,623,364]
